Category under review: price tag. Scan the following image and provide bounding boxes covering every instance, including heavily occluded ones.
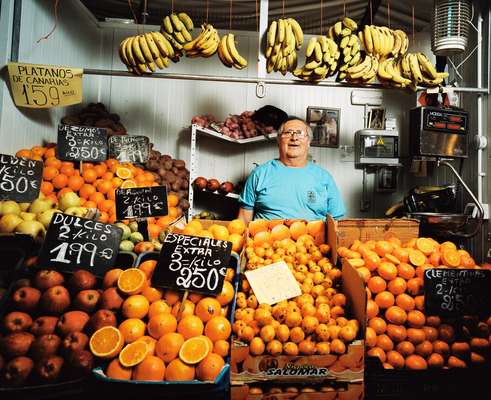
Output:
[57,124,108,162]
[108,135,149,164]
[7,62,83,108]
[154,233,232,295]
[424,268,491,316]
[37,213,123,276]
[245,261,302,305]
[0,154,43,202]
[116,186,168,220]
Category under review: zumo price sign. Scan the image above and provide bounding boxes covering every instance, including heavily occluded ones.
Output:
[116,186,168,220]
[57,124,107,162]
[38,213,123,276]
[154,233,232,296]
[0,154,43,202]
[424,268,491,316]
[108,135,149,164]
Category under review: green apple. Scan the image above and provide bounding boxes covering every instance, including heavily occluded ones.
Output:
[119,240,135,252]
[37,209,62,228]
[129,232,144,244]
[28,198,54,214]
[115,223,131,240]
[0,214,23,233]
[58,192,81,211]
[65,207,88,217]
[2,201,21,216]
[128,221,139,232]
[15,220,45,238]
[20,212,36,221]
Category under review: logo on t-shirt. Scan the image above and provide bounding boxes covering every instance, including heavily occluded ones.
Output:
[307,190,316,204]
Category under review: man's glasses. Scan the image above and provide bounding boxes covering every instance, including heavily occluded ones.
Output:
[280,130,308,139]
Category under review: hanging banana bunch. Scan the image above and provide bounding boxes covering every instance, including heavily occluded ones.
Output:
[218,34,247,69]
[118,32,175,75]
[183,24,220,58]
[344,54,380,84]
[400,52,449,89]
[358,25,408,59]
[160,12,195,62]
[293,36,339,83]
[265,18,304,75]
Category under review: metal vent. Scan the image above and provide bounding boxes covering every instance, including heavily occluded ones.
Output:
[431,0,471,55]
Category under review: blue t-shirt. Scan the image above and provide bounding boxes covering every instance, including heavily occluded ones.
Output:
[239,159,346,220]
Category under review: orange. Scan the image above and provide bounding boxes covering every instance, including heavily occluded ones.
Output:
[377,334,394,352]
[216,281,234,306]
[408,249,426,267]
[375,291,395,309]
[106,358,132,380]
[367,299,379,319]
[213,340,230,357]
[386,350,405,369]
[155,332,185,363]
[79,184,96,199]
[406,328,426,345]
[94,163,107,177]
[385,306,407,325]
[253,231,272,246]
[56,187,73,199]
[227,219,246,235]
[60,165,75,177]
[387,277,407,295]
[427,353,445,368]
[392,247,410,263]
[97,180,113,195]
[112,177,123,188]
[397,263,415,280]
[82,168,98,183]
[44,147,56,158]
[68,175,84,191]
[367,276,387,294]
[177,315,204,339]
[117,268,146,295]
[204,316,231,342]
[195,298,221,322]
[52,173,68,189]
[442,249,460,267]
[387,324,407,342]
[121,179,137,189]
[210,225,229,241]
[119,318,146,343]
[84,200,97,209]
[196,353,225,382]
[45,157,62,169]
[43,166,59,181]
[132,355,165,381]
[89,326,124,358]
[164,290,181,306]
[248,220,268,236]
[41,181,54,195]
[136,336,157,356]
[415,237,435,255]
[407,310,426,328]
[89,191,105,205]
[142,286,162,303]
[148,224,161,240]
[165,359,195,381]
[406,277,423,296]
[377,262,398,281]
[367,347,387,363]
[396,293,416,311]
[122,295,150,319]
[249,337,265,355]
[228,233,244,252]
[148,313,178,339]
[171,300,195,318]
[16,149,32,158]
[106,158,119,169]
[375,241,394,257]
[139,260,157,279]
[405,354,427,370]
[119,340,148,367]
[270,224,291,241]
[178,336,210,364]
[290,221,307,240]
[102,171,114,181]
[116,167,133,179]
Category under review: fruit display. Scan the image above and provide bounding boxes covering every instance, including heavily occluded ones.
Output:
[265,18,304,75]
[161,12,195,61]
[357,25,409,60]
[191,113,219,129]
[61,103,127,136]
[91,255,237,382]
[338,237,491,369]
[293,36,339,82]
[234,220,360,357]
[217,33,247,70]
[183,24,220,59]
[0,268,109,386]
[193,177,237,196]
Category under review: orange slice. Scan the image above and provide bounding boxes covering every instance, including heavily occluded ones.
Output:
[119,340,149,367]
[415,238,435,256]
[385,254,401,265]
[116,167,133,179]
[408,249,426,267]
[442,249,460,268]
[179,336,210,364]
[440,241,457,251]
[347,258,365,268]
[89,326,124,359]
[121,179,137,189]
[117,268,147,295]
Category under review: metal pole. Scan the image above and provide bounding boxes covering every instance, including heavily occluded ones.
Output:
[257,0,268,79]
[476,13,484,204]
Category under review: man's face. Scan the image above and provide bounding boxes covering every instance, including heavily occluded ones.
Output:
[278,120,310,160]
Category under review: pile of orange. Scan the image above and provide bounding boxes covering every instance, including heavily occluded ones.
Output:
[234,219,360,356]
[339,237,491,369]
[89,260,235,382]
[16,145,182,228]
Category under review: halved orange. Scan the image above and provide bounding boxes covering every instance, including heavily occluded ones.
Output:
[442,249,460,268]
[121,179,137,189]
[116,167,133,179]
[385,254,401,265]
[347,258,365,268]
[408,249,426,267]
[119,340,149,367]
[117,268,147,295]
[415,238,435,256]
[178,336,210,364]
[89,326,124,359]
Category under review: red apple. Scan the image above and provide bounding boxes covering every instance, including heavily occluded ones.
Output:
[206,178,220,192]
[3,311,33,333]
[69,270,97,292]
[11,287,41,312]
[88,309,117,334]
[30,316,58,336]
[62,332,88,354]
[30,334,61,360]
[99,287,124,312]
[1,356,33,386]
[1,332,35,358]
[57,311,89,337]
[73,289,100,313]
[35,355,64,382]
[34,270,65,291]
[40,286,70,315]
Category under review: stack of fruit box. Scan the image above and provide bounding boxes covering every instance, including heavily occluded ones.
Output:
[230,216,366,398]
[92,220,242,397]
[336,218,491,400]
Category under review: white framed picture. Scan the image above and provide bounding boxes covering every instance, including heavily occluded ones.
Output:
[306,107,340,148]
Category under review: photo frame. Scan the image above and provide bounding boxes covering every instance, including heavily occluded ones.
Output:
[306,107,341,148]
[368,107,386,129]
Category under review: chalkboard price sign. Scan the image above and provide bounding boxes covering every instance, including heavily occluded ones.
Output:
[424,268,491,316]
[57,124,108,162]
[116,186,168,220]
[38,213,123,276]
[154,233,232,295]
[108,135,149,164]
[0,154,43,202]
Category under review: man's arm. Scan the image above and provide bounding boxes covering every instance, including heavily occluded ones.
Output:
[237,207,253,225]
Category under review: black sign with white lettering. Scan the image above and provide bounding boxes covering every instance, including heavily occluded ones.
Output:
[57,124,107,162]
[0,154,42,202]
[424,268,491,316]
[108,135,149,164]
[37,213,123,276]
[154,233,232,295]
[116,186,168,220]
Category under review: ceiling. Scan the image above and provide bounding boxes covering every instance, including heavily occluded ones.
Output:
[80,0,434,33]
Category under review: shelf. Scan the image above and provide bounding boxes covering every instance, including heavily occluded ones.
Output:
[194,187,240,200]
[193,125,277,144]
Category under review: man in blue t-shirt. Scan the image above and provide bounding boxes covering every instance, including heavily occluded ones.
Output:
[238,117,346,223]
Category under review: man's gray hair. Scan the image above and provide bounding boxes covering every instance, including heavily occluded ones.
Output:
[277,117,312,143]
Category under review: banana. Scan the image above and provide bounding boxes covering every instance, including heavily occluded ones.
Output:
[287,52,297,71]
[364,25,373,53]
[387,59,411,85]
[283,23,294,56]
[118,37,132,67]
[343,17,358,31]
[341,28,352,36]
[314,42,322,62]
[350,51,361,66]
[154,56,164,69]
[144,33,161,59]
[348,34,357,47]
[226,34,247,68]
[150,31,172,57]
[266,45,273,58]
[340,35,350,49]
[195,25,214,49]
[136,63,148,74]
[344,54,352,64]
[146,61,156,72]
[401,54,412,78]
[318,36,329,53]
[178,12,194,31]
[174,32,186,44]
[287,18,303,49]
[268,21,277,47]
[378,58,393,80]
[201,37,219,57]
[138,35,154,63]
[370,25,381,55]
[396,30,408,54]
[314,66,327,76]
[347,54,371,78]
[125,37,138,66]
[277,19,285,44]
[163,16,173,34]
[162,31,183,50]
[218,35,234,67]
[409,53,423,82]
[131,35,147,64]
[334,21,343,36]
[343,46,351,58]
[328,26,335,40]
[305,59,322,70]
[416,52,438,79]
[306,37,317,57]
[392,30,402,56]
[181,27,193,42]
[363,56,379,81]
[170,13,185,31]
